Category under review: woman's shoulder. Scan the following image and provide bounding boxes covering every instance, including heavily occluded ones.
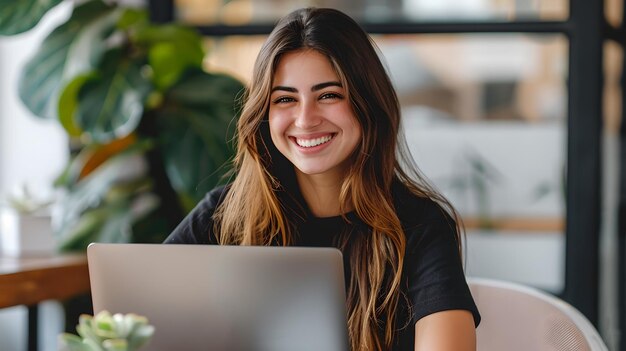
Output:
[391,182,455,230]
[391,181,460,256]
[163,184,230,244]
[200,184,231,210]
[183,184,231,221]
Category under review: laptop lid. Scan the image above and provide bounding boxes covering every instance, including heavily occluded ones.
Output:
[87,243,348,351]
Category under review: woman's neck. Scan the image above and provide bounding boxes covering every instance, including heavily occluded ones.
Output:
[295,170,351,218]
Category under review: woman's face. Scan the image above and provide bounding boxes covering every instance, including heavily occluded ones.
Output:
[268,49,361,181]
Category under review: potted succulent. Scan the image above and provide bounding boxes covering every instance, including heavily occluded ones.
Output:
[59,311,155,351]
[0,185,56,256]
[0,0,244,251]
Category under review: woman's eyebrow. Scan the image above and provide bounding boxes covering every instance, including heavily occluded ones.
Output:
[270,81,343,93]
[311,81,342,91]
[271,86,297,93]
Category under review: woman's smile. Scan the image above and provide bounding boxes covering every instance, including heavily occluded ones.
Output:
[292,133,335,148]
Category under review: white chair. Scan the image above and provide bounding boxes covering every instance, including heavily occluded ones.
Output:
[468,277,609,351]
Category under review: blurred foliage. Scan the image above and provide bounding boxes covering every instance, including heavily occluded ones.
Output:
[1,0,244,251]
[0,0,64,35]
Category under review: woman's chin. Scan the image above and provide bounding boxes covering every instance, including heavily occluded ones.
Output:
[294,166,327,176]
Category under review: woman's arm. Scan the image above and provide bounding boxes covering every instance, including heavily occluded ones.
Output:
[414,310,476,351]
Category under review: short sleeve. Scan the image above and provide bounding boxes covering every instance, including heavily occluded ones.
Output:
[404,201,481,327]
[163,186,228,245]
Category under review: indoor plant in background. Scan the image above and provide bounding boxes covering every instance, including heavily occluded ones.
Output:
[0,0,244,251]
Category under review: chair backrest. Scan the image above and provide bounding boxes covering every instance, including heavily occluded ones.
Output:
[468,277,608,351]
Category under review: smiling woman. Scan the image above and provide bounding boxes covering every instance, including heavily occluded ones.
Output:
[165,7,480,351]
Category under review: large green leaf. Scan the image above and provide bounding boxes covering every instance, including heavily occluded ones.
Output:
[157,108,231,211]
[18,0,119,120]
[133,24,204,91]
[58,73,95,136]
[0,0,63,35]
[155,69,244,210]
[148,41,204,91]
[166,69,246,109]
[116,7,148,30]
[76,49,152,143]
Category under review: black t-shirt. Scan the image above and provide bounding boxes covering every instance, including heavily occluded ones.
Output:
[164,183,481,350]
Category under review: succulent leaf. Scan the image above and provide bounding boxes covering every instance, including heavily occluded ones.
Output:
[58,333,92,351]
[102,338,128,351]
[127,325,155,350]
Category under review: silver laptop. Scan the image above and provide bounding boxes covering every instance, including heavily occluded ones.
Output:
[87,243,348,351]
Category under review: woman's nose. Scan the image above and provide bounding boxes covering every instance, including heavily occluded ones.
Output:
[294,101,322,129]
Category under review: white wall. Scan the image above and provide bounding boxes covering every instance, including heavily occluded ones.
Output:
[0,3,71,351]
[0,4,70,204]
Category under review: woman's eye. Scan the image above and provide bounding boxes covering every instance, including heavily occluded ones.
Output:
[273,96,295,104]
[320,92,342,100]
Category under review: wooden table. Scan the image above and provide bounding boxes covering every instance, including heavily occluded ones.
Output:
[0,254,90,351]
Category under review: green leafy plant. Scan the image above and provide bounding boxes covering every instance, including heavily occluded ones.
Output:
[0,0,244,250]
[59,311,155,351]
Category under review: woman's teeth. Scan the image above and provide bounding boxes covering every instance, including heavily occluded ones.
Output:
[296,135,333,148]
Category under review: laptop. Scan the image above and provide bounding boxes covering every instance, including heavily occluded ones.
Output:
[87,243,349,351]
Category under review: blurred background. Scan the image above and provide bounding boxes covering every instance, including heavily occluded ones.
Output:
[0,0,623,350]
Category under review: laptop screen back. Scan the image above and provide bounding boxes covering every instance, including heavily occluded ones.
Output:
[87,243,349,351]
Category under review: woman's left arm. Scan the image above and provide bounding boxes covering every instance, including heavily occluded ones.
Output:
[414,310,476,351]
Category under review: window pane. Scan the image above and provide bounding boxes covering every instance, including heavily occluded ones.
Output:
[204,34,568,293]
[176,0,568,26]
[383,34,567,293]
[605,0,623,28]
[377,34,568,122]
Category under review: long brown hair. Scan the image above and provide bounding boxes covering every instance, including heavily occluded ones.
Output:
[214,7,463,350]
